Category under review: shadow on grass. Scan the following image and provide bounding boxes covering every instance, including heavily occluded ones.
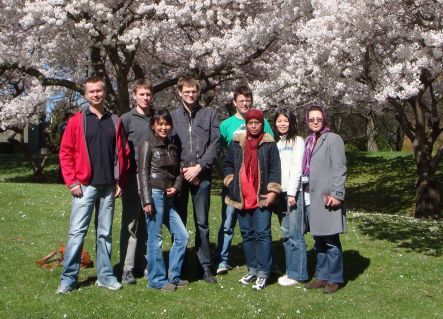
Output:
[0,154,60,183]
[346,152,418,214]
[351,214,443,257]
[305,248,370,286]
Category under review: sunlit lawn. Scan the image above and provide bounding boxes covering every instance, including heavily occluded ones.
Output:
[0,152,442,318]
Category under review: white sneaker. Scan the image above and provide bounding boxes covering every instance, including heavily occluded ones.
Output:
[278,274,300,286]
[95,280,122,291]
[252,277,267,290]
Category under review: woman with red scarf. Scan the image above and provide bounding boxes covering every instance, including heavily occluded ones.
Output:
[302,103,347,294]
[223,109,281,291]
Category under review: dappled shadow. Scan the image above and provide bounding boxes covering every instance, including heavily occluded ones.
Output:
[347,152,418,214]
[0,154,60,183]
[356,216,443,257]
[351,215,442,257]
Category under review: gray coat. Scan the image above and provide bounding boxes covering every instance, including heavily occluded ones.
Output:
[306,132,347,236]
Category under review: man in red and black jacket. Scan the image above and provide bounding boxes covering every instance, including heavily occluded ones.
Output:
[56,76,130,295]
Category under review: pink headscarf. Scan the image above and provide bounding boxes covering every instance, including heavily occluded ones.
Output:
[302,104,331,176]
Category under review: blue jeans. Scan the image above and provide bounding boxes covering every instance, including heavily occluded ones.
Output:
[306,205,344,284]
[174,179,212,271]
[146,189,189,288]
[237,207,272,279]
[60,184,117,288]
[215,187,237,267]
[280,193,308,281]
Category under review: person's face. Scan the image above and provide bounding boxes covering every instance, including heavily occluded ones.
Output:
[275,114,289,135]
[152,118,172,140]
[247,119,263,136]
[178,84,199,108]
[308,110,323,133]
[84,81,106,108]
[133,87,153,111]
[233,94,252,117]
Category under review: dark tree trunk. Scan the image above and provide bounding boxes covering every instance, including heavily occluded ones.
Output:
[367,111,379,152]
[389,79,442,219]
[415,174,441,219]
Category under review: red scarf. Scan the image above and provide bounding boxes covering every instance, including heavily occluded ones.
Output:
[244,131,264,191]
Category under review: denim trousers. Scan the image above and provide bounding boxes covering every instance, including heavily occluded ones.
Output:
[306,205,344,284]
[280,193,308,281]
[60,184,117,288]
[237,207,272,279]
[146,189,189,288]
[120,172,147,273]
[215,186,237,267]
[174,179,212,271]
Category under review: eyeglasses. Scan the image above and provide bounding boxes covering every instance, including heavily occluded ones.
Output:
[308,117,323,123]
[181,90,198,95]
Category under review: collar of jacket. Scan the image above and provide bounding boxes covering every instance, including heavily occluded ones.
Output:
[148,133,172,147]
[130,106,151,119]
[178,102,202,117]
[232,131,275,148]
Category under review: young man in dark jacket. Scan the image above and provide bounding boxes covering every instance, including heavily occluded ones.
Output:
[119,79,154,284]
[57,76,130,294]
[171,76,220,283]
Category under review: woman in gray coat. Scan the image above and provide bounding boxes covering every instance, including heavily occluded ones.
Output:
[302,103,347,294]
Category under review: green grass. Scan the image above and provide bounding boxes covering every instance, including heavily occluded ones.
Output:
[0,152,442,318]
[346,151,443,216]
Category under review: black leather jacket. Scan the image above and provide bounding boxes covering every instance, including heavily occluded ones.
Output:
[137,134,183,206]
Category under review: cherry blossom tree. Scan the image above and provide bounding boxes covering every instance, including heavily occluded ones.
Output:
[254,0,443,218]
[0,0,305,114]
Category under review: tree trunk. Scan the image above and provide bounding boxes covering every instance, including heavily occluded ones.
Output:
[415,174,441,219]
[367,111,379,152]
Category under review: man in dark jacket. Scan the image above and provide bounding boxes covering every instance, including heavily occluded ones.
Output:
[171,76,220,284]
[119,79,154,284]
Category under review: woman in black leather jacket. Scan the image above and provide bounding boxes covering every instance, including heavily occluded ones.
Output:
[137,108,189,291]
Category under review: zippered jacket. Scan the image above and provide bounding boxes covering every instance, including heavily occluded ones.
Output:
[223,132,281,210]
[137,134,183,206]
[59,110,130,189]
[171,103,220,174]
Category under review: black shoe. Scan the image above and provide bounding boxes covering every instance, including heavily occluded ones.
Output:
[203,270,217,284]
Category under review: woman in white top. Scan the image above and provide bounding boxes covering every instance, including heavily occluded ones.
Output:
[273,108,308,286]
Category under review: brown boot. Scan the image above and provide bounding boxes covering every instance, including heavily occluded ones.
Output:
[160,283,177,292]
[304,279,328,289]
[323,283,340,294]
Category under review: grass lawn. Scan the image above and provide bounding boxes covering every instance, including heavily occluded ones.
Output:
[0,152,442,318]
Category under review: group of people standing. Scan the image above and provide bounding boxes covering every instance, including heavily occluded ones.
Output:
[56,75,347,296]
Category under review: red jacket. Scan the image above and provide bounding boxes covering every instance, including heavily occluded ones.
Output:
[59,110,130,189]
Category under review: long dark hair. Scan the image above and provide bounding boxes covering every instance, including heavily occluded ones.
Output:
[150,108,173,127]
[273,107,298,142]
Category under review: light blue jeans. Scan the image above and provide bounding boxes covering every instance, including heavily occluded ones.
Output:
[146,189,189,288]
[237,207,272,279]
[280,193,308,281]
[60,184,118,288]
[215,187,237,267]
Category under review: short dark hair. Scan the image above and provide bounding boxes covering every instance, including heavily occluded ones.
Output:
[84,75,106,93]
[233,84,253,101]
[273,107,299,142]
[132,78,153,94]
[150,108,173,128]
[177,76,200,91]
